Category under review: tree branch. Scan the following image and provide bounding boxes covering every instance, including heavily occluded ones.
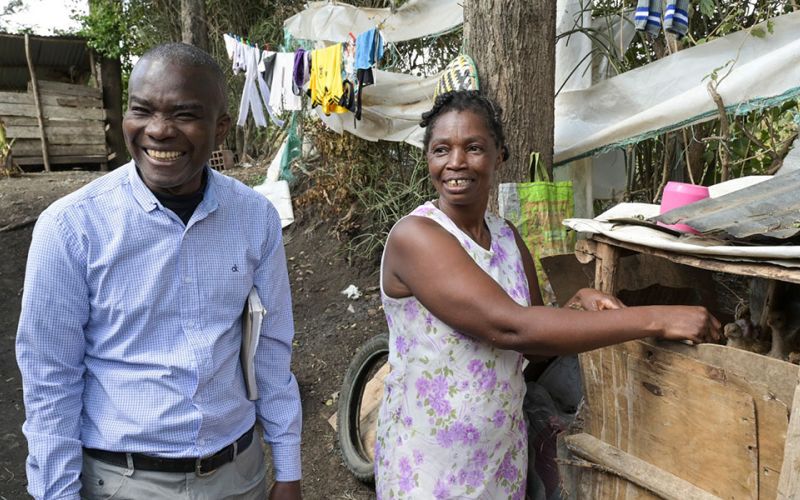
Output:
[706,81,731,181]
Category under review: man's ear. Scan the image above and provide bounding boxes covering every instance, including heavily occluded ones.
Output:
[215,113,232,148]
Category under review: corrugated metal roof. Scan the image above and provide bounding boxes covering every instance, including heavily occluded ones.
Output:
[656,169,800,241]
[0,33,90,90]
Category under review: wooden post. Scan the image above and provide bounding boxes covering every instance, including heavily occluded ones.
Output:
[24,33,50,172]
[594,240,619,295]
[777,369,800,498]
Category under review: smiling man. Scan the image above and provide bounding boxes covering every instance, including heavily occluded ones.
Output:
[16,43,302,500]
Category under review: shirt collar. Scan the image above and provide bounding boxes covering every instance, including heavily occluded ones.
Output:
[127,161,219,216]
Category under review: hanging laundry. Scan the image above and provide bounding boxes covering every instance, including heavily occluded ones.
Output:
[664,1,690,38]
[255,50,285,127]
[291,48,307,96]
[237,44,268,127]
[259,51,277,92]
[339,34,359,115]
[354,28,384,70]
[353,28,384,121]
[224,34,283,128]
[343,33,357,80]
[634,0,662,37]
[310,44,348,115]
[269,52,303,113]
[635,0,690,39]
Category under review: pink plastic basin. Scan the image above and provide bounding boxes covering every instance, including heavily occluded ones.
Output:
[659,181,709,234]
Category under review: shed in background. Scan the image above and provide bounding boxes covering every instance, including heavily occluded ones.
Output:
[0,32,125,171]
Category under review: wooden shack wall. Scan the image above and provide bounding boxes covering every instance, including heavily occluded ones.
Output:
[1,80,107,167]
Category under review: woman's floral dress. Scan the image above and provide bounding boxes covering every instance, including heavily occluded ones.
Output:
[375,202,531,499]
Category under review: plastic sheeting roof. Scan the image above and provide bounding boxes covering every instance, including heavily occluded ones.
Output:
[284,0,463,43]
[0,33,90,91]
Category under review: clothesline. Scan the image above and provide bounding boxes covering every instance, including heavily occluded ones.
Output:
[223,26,385,131]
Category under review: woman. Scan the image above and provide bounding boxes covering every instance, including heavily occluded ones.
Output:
[374,90,720,499]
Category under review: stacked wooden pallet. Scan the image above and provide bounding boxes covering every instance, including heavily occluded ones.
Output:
[0,80,107,168]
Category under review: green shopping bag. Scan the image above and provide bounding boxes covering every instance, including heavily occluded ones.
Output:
[498,153,575,304]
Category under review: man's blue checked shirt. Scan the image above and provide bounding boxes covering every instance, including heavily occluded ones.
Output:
[16,162,302,499]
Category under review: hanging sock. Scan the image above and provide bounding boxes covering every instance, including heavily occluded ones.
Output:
[634,0,663,36]
[634,0,651,31]
[664,0,690,38]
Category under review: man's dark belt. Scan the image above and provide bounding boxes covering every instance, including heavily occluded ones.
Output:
[84,425,255,476]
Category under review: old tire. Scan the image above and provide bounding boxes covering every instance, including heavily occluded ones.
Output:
[337,332,389,484]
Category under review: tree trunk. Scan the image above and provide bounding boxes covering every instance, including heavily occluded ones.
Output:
[464,1,556,192]
[181,0,209,51]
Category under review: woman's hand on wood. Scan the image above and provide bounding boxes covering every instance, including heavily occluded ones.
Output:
[654,306,722,344]
[566,288,626,311]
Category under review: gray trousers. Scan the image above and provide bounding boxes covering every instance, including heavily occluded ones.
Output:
[80,435,268,500]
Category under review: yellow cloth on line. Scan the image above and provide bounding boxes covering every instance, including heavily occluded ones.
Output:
[310,44,348,115]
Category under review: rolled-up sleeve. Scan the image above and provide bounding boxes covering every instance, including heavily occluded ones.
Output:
[16,210,89,500]
[253,205,302,482]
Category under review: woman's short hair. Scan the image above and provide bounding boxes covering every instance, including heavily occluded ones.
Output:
[420,90,509,161]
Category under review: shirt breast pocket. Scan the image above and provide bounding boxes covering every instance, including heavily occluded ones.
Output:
[201,247,256,318]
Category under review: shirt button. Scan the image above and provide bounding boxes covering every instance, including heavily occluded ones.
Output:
[184,276,192,283]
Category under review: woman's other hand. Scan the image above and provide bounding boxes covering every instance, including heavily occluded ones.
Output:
[566,288,626,311]
[655,305,722,344]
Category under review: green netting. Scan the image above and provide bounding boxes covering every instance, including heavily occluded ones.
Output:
[279,111,301,183]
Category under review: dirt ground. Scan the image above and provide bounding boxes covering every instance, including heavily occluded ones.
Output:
[0,167,380,499]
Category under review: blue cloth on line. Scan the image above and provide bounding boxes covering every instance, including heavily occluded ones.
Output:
[354,27,384,70]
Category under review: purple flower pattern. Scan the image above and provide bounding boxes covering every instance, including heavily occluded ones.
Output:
[375,202,527,498]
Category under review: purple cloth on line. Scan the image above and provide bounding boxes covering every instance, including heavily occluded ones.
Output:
[292,49,306,96]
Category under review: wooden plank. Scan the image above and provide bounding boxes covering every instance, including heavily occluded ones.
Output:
[650,340,792,499]
[327,361,389,443]
[583,340,792,499]
[6,125,106,143]
[0,91,102,108]
[777,376,800,499]
[2,117,103,129]
[590,234,800,284]
[12,141,105,156]
[579,340,759,499]
[15,155,107,166]
[564,433,721,500]
[665,340,799,405]
[0,102,106,121]
[25,33,50,172]
[33,80,102,99]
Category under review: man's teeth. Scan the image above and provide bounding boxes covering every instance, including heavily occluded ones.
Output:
[446,179,470,187]
[146,149,182,161]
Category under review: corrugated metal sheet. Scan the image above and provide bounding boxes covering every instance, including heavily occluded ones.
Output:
[656,169,800,240]
[0,33,90,90]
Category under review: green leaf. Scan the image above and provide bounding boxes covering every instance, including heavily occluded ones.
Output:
[699,0,716,18]
[751,27,766,38]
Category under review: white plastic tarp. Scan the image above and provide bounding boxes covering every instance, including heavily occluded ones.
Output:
[284,0,463,43]
[554,11,800,165]
[563,202,800,268]
[315,68,435,146]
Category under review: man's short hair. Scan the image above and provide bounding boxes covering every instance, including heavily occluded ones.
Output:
[137,42,228,111]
